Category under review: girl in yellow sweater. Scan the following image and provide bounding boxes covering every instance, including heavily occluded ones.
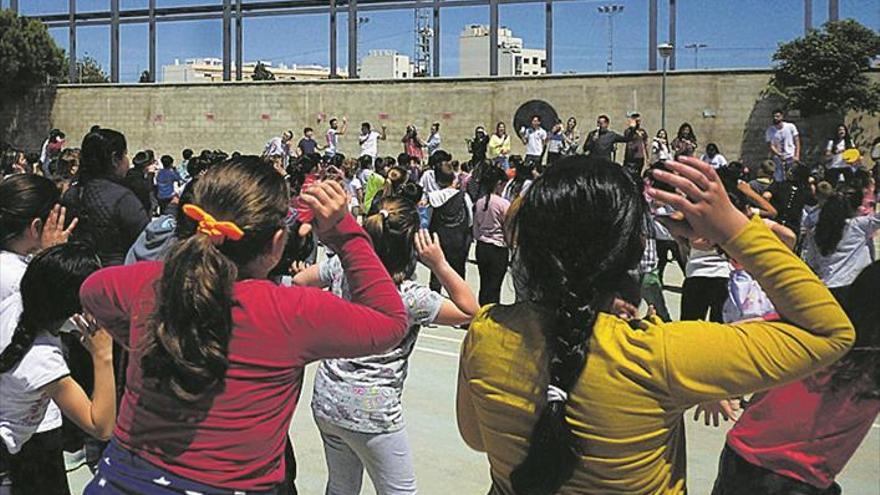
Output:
[456,155,854,495]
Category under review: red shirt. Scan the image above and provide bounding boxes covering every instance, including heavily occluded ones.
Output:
[727,371,880,489]
[80,215,407,491]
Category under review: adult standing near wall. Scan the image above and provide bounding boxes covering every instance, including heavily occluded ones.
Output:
[623,113,649,178]
[766,109,801,182]
[426,122,442,157]
[583,115,629,162]
[325,116,348,159]
[359,122,387,163]
[487,122,512,170]
[519,115,548,171]
[264,130,295,168]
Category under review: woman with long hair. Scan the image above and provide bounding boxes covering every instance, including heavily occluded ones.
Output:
[710,261,880,495]
[294,198,477,495]
[62,128,149,267]
[456,155,853,494]
[803,184,879,302]
[825,124,855,171]
[0,243,113,495]
[80,157,408,494]
[473,164,511,306]
[671,122,698,158]
[501,156,535,202]
[651,128,672,163]
[488,122,512,170]
[561,117,580,157]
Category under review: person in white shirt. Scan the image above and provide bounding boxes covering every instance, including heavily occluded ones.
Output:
[263,130,295,167]
[359,122,387,162]
[765,109,800,182]
[324,116,348,158]
[0,175,78,303]
[0,244,115,494]
[700,143,729,169]
[519,115,548,170]
[651,128,672,163]
[425,122,442,157]
[824,124,854,170]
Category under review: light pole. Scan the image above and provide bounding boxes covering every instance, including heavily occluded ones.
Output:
[597,4,624,73]
[658,43,674,131]
[684,42,707,69]
[356,16,370,75]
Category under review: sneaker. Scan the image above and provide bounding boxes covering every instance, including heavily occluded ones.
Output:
[64,448,87,472]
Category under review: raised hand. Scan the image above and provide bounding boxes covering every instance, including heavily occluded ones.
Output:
[414,229,447,271]
[646,156,750,246]
[40,204,78,249]
[299,180,349,236]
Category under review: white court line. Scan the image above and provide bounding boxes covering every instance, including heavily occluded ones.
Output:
[421,334,464,344]
[414,346,460,358]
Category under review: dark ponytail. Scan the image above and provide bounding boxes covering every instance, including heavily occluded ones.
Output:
[141,156,288,402]
[0,243,101,372]
[0,174,59,249]
[479,163,507,211]
[505,156,644,495]
[815,186,862,256]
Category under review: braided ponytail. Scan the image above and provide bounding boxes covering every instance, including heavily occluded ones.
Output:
[506,156,644,495]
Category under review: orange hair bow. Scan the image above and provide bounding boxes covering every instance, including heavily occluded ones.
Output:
[182,204,245,244]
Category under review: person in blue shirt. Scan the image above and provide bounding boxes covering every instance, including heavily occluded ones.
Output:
[156,155,181,214]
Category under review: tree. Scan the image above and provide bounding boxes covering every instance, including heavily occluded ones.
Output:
[770,20,880,117]
[0,10,65,98]
[252,61,276,81]
[61,55,110,84]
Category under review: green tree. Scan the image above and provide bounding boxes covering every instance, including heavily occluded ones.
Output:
[770,19,880,117]
[62,55,110,84]
[0,10,65,98]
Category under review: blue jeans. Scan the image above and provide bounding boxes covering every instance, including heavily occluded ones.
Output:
[772,156,795,182]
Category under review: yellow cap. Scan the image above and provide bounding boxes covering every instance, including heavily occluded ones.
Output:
[842,148,861,164]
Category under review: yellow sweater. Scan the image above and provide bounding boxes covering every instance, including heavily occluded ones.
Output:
[456,216,854,495]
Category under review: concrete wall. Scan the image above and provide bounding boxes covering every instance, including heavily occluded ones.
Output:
[3,70,878,166]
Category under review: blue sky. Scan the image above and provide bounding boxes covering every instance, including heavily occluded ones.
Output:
[7,0,879,82]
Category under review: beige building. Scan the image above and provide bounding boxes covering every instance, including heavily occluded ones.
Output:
[161,58,337,83]
[360,50,415,79]
[458,25,547,77]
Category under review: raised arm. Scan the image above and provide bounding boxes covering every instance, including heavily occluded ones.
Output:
[291,181,407,361]
[647,157,854,407]
[415,230,479,326]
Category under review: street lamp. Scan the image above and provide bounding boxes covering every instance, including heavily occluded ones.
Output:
[684,42,707,69]
[597,4,624,73]
[658,43,674,131]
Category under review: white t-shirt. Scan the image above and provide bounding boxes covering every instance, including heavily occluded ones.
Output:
[765,122,799,159]
[700,153,728,169]
[523,127,548,156]
[326,128,340,156]
[0,251,29,303]
[685,248,731,279]
[826,140,848,169]
[0,294,69,454]
[360,131,381,158]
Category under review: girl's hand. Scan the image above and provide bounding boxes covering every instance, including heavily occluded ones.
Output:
[290,261,310,275]
[300,181,349,236]
[647,156,749,246]
[415,229,447,270]
[40,205,78,249]
[71,314,113,362]
[694,399,741,427]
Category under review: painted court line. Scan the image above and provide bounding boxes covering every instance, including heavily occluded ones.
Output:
[414,346,460,358]
[421,334,464,344]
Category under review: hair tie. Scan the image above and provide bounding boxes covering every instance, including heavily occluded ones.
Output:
[379,209,390,219]
[547,384,568,404]
[182,204,244,245]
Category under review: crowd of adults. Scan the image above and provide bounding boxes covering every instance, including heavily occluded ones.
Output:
[0,106,878,495]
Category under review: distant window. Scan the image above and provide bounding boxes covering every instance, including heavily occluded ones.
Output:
[402,73,408,78]
[541,60,547,68]
[532,57,538,64]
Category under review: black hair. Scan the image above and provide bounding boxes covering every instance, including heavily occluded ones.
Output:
[0,243,102,372]
[478,163,507,211]
[831,124,854,150]
[397,152,412,168]
[161,155,174,169]
[182,149,194,160]
[303,127,314,134]
[772,108,785,116]
[0,174,60,248]
[507,156,535,200]
[506,156,644,495]
[829,261,880,400]
[89,125,101,134]
[1,149,23,176]
[329,118,338,127]
[428,150,452,170]
[677,122,696,142]
[435,162,455,188]
[815,186,863,256]
[361,122,371,131]
[79,128,127,180]
[597,114,610,123]
[706,143,719,155]
[358,155,373,170]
